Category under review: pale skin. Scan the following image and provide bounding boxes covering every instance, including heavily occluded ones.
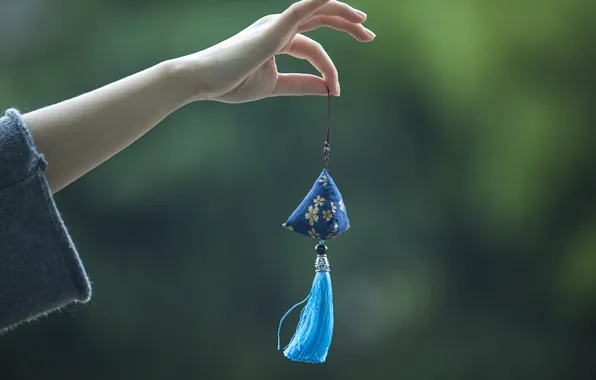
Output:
[22,0,375,192]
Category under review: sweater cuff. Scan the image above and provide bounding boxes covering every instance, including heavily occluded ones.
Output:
[0,109,47,188]
[0,109,92,333]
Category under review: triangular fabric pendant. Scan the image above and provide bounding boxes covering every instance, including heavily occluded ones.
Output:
[282,169,350,240]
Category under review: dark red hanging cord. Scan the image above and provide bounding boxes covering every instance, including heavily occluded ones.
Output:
[323,87,332,170]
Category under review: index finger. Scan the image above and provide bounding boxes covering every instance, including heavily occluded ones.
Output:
[283,34,340,95]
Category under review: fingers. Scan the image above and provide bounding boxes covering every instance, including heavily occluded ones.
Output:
[298,16,375,41]
[276,0,369,31]
[313,1,367,23]
[284,34,340,95]
[298,1,375,42]
[272,74,329,96]
[267,1,373,97]
[277,0,331,28]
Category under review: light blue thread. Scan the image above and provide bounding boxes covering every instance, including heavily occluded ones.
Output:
[277,271,334,363]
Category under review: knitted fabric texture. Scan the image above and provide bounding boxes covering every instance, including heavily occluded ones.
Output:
[283,169,350,240]
[0,109,91,333]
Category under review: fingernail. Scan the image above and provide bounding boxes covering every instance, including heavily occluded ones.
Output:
[336,82,341,96]
[365,28,376,38]
[355,10,367,19]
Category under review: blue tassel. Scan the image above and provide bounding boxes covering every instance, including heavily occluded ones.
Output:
[278,246,334,363]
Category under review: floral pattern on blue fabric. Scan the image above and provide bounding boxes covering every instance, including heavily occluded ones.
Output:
[283,169,350,240]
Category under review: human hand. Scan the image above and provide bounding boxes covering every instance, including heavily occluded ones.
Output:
[173,0,375,103]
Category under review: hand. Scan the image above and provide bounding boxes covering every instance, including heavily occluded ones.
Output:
[174,0,375,103]
[23,0,374,191]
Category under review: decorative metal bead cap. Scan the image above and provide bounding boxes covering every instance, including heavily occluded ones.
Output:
[315,254,330,272]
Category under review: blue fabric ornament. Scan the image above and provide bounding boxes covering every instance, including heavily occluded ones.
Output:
[277,92,350,364]
[282,169,350,241]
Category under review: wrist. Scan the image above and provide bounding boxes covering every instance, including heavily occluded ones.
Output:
[159,57,209,105]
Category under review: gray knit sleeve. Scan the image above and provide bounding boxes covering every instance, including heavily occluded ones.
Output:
[0,109,91,333]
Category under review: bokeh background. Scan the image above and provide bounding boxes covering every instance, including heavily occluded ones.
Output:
[1,0,596,379]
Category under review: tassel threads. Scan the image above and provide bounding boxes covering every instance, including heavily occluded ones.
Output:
[278,243,334,363]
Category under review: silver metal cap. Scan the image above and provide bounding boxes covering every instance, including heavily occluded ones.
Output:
[315,254,330,272]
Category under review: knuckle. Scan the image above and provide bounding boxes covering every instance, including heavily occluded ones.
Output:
[287,2,301,14]
[287,2,307,19]
[261,14,278,24]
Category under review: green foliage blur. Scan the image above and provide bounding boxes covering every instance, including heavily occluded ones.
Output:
[1,0,596,378]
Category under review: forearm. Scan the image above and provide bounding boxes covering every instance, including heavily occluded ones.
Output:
[23,59,191,192]
[20,0,372,193]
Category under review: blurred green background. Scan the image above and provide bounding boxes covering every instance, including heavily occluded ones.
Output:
[1,0,596,378]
